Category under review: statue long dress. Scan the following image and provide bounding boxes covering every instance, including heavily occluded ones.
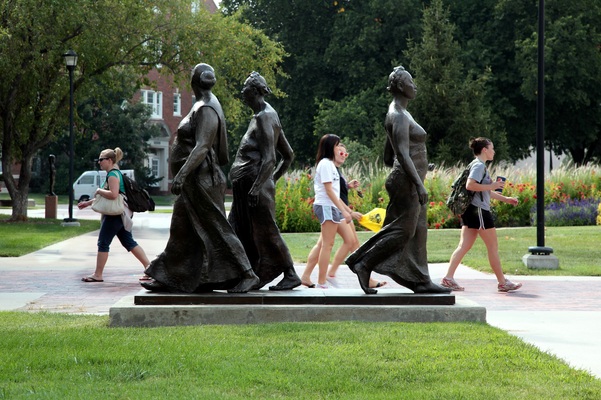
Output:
[227,103,299,289]
[346,104,431,291]
[145,95,253,292]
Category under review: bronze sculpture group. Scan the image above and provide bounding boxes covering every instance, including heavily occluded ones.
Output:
[142,63,449,295]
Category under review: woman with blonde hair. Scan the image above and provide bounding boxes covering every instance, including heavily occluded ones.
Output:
[78,147,150,282]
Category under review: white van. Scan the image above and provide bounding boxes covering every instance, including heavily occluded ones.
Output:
[73,169,134,202]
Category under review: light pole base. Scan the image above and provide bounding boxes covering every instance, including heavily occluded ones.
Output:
[62,218,80,227]
[522,253,559,270]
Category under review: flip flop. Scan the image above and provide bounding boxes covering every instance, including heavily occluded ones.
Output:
[301,281,316,288]
[81,276,103,282]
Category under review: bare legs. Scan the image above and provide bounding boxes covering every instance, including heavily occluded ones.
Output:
[85,245,149,282]
[87,251,109,281]
[316,221,338,286]
[301,239,321,287]
[327,221,359,278]
[301,221,339,286]
[478,228,507,284]
[444,227,477,281]
[131,245,150,270]
[301,221,385,288]
[443,226,509,285]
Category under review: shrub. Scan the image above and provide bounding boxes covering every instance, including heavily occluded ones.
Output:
[275,170,320,233]
[532,198,600,227]
[275,162,601,232]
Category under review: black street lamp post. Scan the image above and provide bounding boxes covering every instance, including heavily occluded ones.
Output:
[530,0,552,256]
[524,0,558,269]
[62,50,80,226]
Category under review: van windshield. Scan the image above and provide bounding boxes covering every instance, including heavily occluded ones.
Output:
[79,175,95,185]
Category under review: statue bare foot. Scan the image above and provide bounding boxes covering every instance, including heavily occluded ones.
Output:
[354,263,377,295]
[269,273,301,291]
[413,281,452,294]
[228,274,261,293]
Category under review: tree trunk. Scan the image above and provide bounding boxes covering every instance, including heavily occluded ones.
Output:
[2,151,33,222]
[570,148,584,167]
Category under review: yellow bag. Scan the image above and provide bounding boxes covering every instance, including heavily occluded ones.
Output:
[358,208,386,232]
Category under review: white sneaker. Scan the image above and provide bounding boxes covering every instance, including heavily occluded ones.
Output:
[326,276,339,287]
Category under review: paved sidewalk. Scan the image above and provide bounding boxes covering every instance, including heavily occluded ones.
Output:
[1,205,601,379]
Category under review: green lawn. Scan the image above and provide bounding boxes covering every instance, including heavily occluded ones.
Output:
[0,214,100,257]
[0,312,599,399]
[282,226,601,277]
[6,192,177,207]
[1,211,599,277]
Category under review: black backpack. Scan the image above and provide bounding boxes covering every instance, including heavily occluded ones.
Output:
[113,170,156,213]
[446,160,483,215]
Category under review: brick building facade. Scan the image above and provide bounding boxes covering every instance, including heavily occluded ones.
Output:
[136,0,217,194]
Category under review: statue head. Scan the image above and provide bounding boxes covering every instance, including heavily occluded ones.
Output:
[241,71,271,104]
[191,63,216,91]
[387,66,416,98]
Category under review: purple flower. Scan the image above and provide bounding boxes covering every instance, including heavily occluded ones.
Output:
[531,198,600,226]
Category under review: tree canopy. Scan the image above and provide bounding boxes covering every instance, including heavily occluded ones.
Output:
[35,74,163,197]
[223,0,601,167]
[406,0,508,165]
[0,0,285,220]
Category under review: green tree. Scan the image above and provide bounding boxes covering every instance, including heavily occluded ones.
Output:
[513,0,601,165]
[0,0,285,221]
[313,87,389,165]
[447,0,601,165]
[314,0,424,164]
[222,0,344,165]
[223,0,425,165]
[405,0,507,165]
[442,0,536,162]
[38,75,162,197]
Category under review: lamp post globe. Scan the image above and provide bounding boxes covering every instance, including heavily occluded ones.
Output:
[62,49,80,226]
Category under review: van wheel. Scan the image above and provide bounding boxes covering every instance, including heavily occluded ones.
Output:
[78,195,90,203]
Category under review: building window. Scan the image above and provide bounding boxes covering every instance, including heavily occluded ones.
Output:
[151,158,160,186]
[173,92,181,116]
[140,89,163,119]
[150,158,159,178]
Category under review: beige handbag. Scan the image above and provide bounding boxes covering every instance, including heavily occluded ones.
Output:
[91,193,125,215]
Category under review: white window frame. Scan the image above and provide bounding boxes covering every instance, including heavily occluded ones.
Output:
[141,89,163,119]
[151,158,160,187]
[173,92,181,116]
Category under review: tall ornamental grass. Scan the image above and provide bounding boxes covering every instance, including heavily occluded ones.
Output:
[275,162,601,232]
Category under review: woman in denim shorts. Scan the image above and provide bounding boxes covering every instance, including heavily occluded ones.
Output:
[302,134,354,289]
